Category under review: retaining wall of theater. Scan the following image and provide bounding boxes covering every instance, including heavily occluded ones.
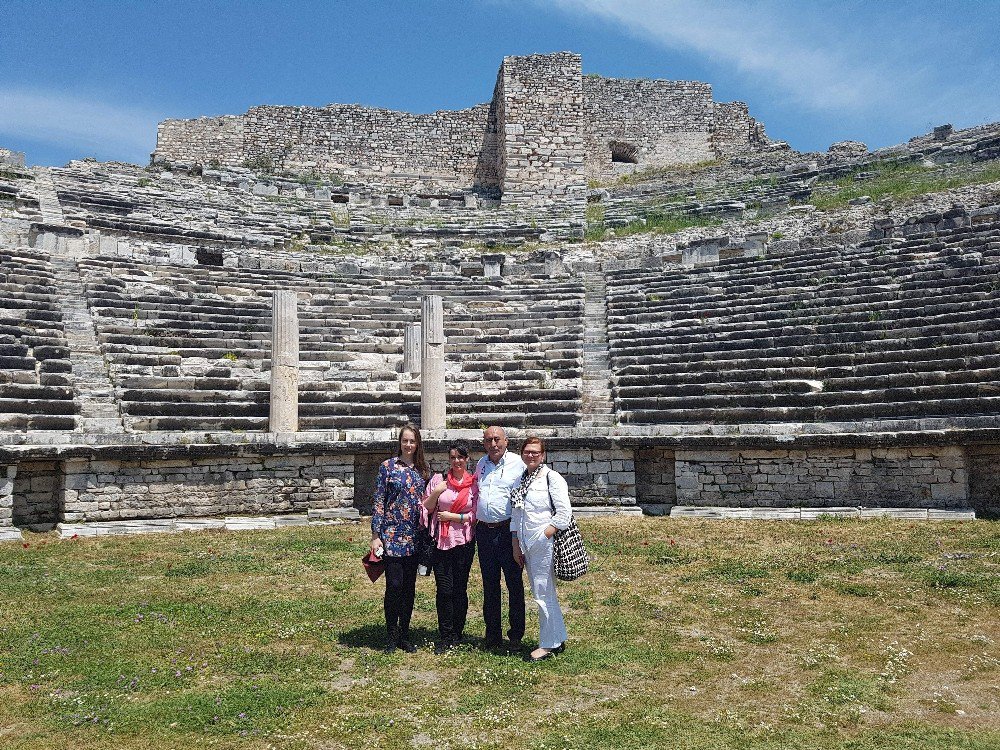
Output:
[2,435,997,529]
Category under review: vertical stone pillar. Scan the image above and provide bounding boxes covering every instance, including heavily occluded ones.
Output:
[269,291,299,433]
[0,464,22,541]
[403,323,422,375]
[0,465,15,527]
[420,295,446,430]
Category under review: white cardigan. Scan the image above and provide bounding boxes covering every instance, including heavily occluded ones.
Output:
[511,465,572,553]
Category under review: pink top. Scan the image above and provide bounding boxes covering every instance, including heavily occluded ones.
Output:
[422,472,477,551]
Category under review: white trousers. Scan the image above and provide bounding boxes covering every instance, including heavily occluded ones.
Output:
[524,536,567,649]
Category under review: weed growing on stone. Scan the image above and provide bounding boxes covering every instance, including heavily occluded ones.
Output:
[811,159,1000,211]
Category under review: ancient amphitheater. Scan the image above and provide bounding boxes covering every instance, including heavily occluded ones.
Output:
[2,52,999,541]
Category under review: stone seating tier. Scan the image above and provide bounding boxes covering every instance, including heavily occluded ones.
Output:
[606,217,1000,425]
[0,245,77,429]
[73,255,585,431]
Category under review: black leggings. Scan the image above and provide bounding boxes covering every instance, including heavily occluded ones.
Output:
[433,542,475,642]
[383,554,418,638]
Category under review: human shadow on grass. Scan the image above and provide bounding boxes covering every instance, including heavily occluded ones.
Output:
[338,624,439,651]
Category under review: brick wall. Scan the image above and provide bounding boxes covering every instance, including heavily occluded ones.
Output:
[712,101,769,157]
[675,447,968,508]
[61,455,354,522]
[242,104,500,191]
[968,445,1000,517]
[634,448,676,511]
[154,115,244,167]
[496,52,587,219]
[13,461,61,527]
[583,77,716,179]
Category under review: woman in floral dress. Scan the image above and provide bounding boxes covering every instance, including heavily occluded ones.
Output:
[370,422,430,653]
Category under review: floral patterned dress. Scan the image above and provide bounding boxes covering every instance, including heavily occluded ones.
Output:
[371,457,426,557]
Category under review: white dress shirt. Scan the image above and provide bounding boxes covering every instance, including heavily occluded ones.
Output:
[474,451,526,524]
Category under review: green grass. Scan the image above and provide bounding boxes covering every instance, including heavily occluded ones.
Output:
[613,209,722,237]
[810,159,1000,211]
[615,158,720,186]
[1,519,998,749]
[585,202,606,240]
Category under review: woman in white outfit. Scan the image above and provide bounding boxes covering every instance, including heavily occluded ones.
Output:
[510,436,572,662]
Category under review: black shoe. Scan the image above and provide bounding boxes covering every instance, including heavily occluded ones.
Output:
[507,639,523,654]
[528,650,554,663]
[483,638,504,651]
[553,643,566,655]
[398,640,417,654]
[434,641,452,655]
[383,639,398,654]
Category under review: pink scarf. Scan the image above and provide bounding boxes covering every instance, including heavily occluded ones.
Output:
[440,469,474,536]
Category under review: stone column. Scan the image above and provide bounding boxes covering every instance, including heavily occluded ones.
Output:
[403,323,422,375]
[269,291,299,433]
[0,464,24,541]
[0,465,15,527]
[420,295,446,430]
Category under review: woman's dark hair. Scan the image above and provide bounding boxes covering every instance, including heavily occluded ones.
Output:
[448,440,470,459]
[397,422,430,482]
[520,435,546,456]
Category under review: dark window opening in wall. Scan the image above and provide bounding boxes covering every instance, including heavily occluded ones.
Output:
[196,248,224,267]
[330,193,349,204]
[387,196,404,207]
[610,141,639,164]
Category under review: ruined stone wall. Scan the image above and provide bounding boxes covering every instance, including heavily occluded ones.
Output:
[154,115,244,167]
[0,148,26,168]
[61,455,354,522]
[548,447,636,506]
[674,447,968,508]
[634,448,676,512]
[13,461,61,527]
[242,104,500,191]
[968,445,1000,517]
[497,52,587,213]
[583,77,716,179]
[712,101,769,157]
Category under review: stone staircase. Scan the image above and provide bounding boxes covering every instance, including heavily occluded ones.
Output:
[579,272,615,427]
[34,169,66,224]
[49,255,127,433]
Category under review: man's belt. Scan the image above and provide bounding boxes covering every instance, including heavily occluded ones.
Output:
[477,519,511,528]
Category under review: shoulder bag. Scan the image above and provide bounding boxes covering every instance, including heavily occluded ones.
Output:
[546,471,590,581]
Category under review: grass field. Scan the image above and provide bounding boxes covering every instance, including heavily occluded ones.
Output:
[1,518,998,750]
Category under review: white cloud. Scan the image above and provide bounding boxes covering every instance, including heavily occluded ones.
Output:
[551,0,999,126]
[0,87,160,161]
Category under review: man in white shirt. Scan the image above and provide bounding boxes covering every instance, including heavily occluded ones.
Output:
[473,425,527,650]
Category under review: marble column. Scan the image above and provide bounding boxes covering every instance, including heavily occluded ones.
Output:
[420,295,446,430]
[403,322,422,375]
[0,465,15,527]
[269,291,299,433]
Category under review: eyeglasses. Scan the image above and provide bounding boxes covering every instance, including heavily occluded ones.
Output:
[522,450,543,457]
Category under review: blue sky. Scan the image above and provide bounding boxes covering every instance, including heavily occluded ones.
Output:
[1,0,998,167]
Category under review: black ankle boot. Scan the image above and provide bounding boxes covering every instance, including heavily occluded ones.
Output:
[383,626,398,653]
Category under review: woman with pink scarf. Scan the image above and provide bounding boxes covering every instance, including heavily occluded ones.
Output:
[423,440,477,654]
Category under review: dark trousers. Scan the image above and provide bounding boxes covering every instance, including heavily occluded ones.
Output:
[433,542,475,643]
[384,554,418,639]
[476,521,525,644]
